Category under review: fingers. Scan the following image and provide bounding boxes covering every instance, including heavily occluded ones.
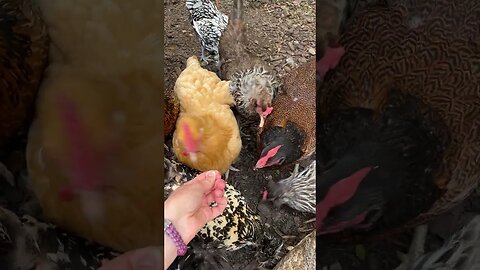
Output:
[213,189,224,198]
[203,184,225,206]
[214,177,226,191]
[184,170,221,193]
[99,246,163,270]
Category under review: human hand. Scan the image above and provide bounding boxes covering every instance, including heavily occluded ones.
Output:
[99,170,227,270]
[164,170,227,244]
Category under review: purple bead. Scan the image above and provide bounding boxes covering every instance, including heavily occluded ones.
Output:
[165,221,187,256]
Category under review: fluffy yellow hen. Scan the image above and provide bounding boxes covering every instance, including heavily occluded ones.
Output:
[173,56,241,174]
[26,0,163,252]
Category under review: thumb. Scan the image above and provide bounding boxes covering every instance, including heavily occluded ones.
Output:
[187,170,219,193]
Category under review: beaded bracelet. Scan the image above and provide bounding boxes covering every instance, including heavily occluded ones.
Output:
[164,219,188,256]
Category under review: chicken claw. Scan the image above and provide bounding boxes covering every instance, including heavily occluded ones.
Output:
[394,224,428,270]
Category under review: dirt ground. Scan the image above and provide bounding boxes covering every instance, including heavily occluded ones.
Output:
[164,0,316,268]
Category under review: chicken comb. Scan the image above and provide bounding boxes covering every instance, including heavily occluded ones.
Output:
[55,93,104,197]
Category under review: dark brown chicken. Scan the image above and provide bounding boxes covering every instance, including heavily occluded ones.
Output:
[0,0,49,153]
[255,59,316,170]
[164,67,180,138]
[219,0,280,127]
[316,0,480,248]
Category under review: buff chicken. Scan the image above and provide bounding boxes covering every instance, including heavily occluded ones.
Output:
[316,0,480,267]
[0,0,49,154]
[172,56,242,176]
[219,0,280,128]
[255,59,316,172]
[26,0,164,252]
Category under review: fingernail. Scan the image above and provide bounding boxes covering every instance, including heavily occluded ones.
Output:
[132,248,162,270]
[206,170,216,180]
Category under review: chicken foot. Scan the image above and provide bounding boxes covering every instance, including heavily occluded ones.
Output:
[291,163,300,178]
[200,46,209,65]
[394,224,428,270]
[199,46,214,66]
[224,166,240,181]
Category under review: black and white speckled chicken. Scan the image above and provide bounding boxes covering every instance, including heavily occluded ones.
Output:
[219,0,280,129]
[0,206,119,270]
[186,0,229,65]
[164,149,261,250]
[267,159,316,215]
[164,146,286,268]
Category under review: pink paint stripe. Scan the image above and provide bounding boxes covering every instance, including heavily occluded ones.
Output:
[55,94,102,190]
[317,167,372,231]
[255,145,282,168]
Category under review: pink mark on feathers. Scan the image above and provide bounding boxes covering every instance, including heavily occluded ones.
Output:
[262,190,268,200]
[255,145,282,168]
[55,94,106,200]
[316,166,372,232]
[182,122,197,153]
[317,46,345,78]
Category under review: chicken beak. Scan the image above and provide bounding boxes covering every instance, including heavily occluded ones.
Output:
[259,115,266,128]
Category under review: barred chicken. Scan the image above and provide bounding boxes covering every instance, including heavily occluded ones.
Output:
[268,159,316,215]
[255,59,316,171]
[0,0,49,153]
[186,0,229,65]
[316,0,480,266]
[26,0,164,252]
[172,56,241,176]
[219,0,280,128]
